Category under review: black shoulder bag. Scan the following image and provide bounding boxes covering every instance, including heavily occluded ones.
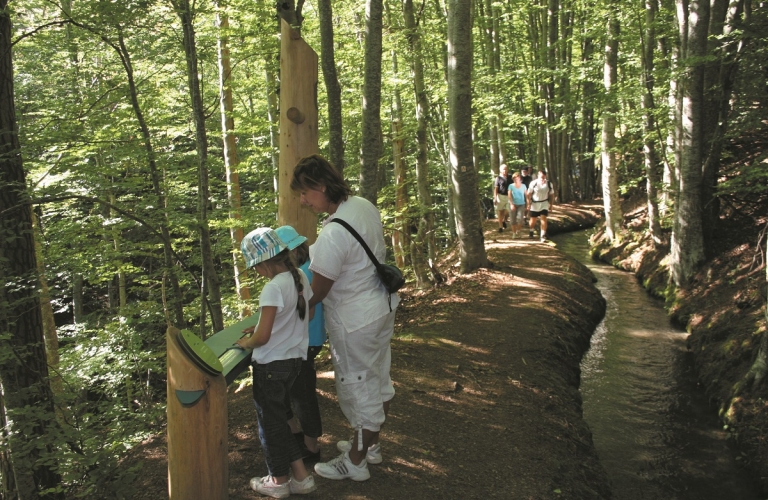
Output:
[330,219,405,301]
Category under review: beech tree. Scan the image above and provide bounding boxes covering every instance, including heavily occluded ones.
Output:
[359,0,384,204]
[0,2,63,495]
[448,0,487,272]
[670,0,709,285]
[601,4,622,241]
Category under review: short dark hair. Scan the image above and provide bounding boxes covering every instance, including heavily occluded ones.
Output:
[290,154,351,204]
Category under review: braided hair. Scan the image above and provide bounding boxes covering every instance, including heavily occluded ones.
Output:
[268,248,307,320]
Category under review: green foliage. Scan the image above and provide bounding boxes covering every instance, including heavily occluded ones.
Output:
[4,0,767,493]
[54,315,166,497]
[717,156,768,197]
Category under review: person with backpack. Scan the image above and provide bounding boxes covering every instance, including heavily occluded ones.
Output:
[527,170,555,242]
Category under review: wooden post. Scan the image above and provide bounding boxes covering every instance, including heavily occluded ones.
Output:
[167,326,228,499]
[277,19,319,243]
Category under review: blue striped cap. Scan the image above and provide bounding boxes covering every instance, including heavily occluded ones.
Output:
[241,227,287,268]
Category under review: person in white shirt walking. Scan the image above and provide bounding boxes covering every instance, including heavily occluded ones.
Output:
[526,170,555,242]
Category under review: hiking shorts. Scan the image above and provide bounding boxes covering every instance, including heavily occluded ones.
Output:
[530,209,549,218]
[494,196,510,212]
[511,204,525,225]
[326,309,396,432]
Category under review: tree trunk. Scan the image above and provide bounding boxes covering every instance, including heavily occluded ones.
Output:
[0,4,63,495]
[216,5,252,317]
[116,33,185,328]
[317,0,345,171]
[174,0,225,335]
[448,0,488,272]
[32,212,61,394]
[601,10,622,241]
[266,64,280,195]
[405,0,438,285]
[641,0,664,246]
[391,115,409,270]
[670,0,709,286]
[106,191,128,312]
[359,0,384,204]
[700,0,744,251]
[578,34,598,200]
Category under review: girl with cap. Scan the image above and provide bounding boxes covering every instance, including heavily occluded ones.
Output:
[236,227,317,498]
[290,154,399,482]
[275,225,326,464]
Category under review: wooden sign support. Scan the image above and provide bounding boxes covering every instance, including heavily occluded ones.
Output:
[167,326,228,499]
[277,19,319,243]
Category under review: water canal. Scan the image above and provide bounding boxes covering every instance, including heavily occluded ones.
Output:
[552,231,761,500]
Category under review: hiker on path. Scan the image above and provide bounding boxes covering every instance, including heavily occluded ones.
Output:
[520,166,533,227]
[508,172,527,238]
[291,154,399,483]
[494,163,512,233]
[527,170,555,242]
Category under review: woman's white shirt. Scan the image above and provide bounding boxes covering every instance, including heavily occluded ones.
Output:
[309,196,399,333]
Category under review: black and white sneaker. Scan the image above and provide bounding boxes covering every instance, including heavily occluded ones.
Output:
[314,452,370,481]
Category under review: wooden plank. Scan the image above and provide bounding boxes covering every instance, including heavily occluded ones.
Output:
[277,19,319,243]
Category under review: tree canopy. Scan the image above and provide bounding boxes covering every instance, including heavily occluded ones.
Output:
[0,0,766,495]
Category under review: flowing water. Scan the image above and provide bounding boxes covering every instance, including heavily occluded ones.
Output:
[552,231,761,500]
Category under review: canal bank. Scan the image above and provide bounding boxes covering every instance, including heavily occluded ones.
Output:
[557,230,760,499]
[591,201,768,495]
[125,203,615,499]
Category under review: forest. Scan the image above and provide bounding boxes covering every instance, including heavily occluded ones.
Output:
[0,0,766,496]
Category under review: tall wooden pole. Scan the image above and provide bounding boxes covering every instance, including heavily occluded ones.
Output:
[277,19,319,242]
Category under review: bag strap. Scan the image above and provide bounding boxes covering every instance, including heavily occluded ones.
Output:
[531,180,553,203]
[329,218,382,269]
[331,218,395,310]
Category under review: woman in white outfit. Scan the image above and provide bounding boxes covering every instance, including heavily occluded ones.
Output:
[290,154,399,482]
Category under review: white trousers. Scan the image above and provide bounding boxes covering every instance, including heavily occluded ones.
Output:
[327,308,396,432]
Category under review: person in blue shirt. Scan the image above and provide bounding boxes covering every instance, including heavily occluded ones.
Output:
[507,172,527,238]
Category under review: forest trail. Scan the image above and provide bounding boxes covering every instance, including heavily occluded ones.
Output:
[130,203,613,499]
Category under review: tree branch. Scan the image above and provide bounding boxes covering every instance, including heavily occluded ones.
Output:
[0,195,202,289]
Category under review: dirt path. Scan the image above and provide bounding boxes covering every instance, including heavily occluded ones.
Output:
[133,203,612,499]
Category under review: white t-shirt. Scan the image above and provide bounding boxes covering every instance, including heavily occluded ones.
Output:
[528,178,552,212]
[252,270,311,365]
[309,196,400,333]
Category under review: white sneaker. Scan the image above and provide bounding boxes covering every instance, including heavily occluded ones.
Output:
[336,440,383,464]
[314,452,370,481]
[289,474,317,495]
[250,476,290,499]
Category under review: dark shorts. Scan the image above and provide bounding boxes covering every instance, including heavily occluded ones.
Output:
[530,209,549,218]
